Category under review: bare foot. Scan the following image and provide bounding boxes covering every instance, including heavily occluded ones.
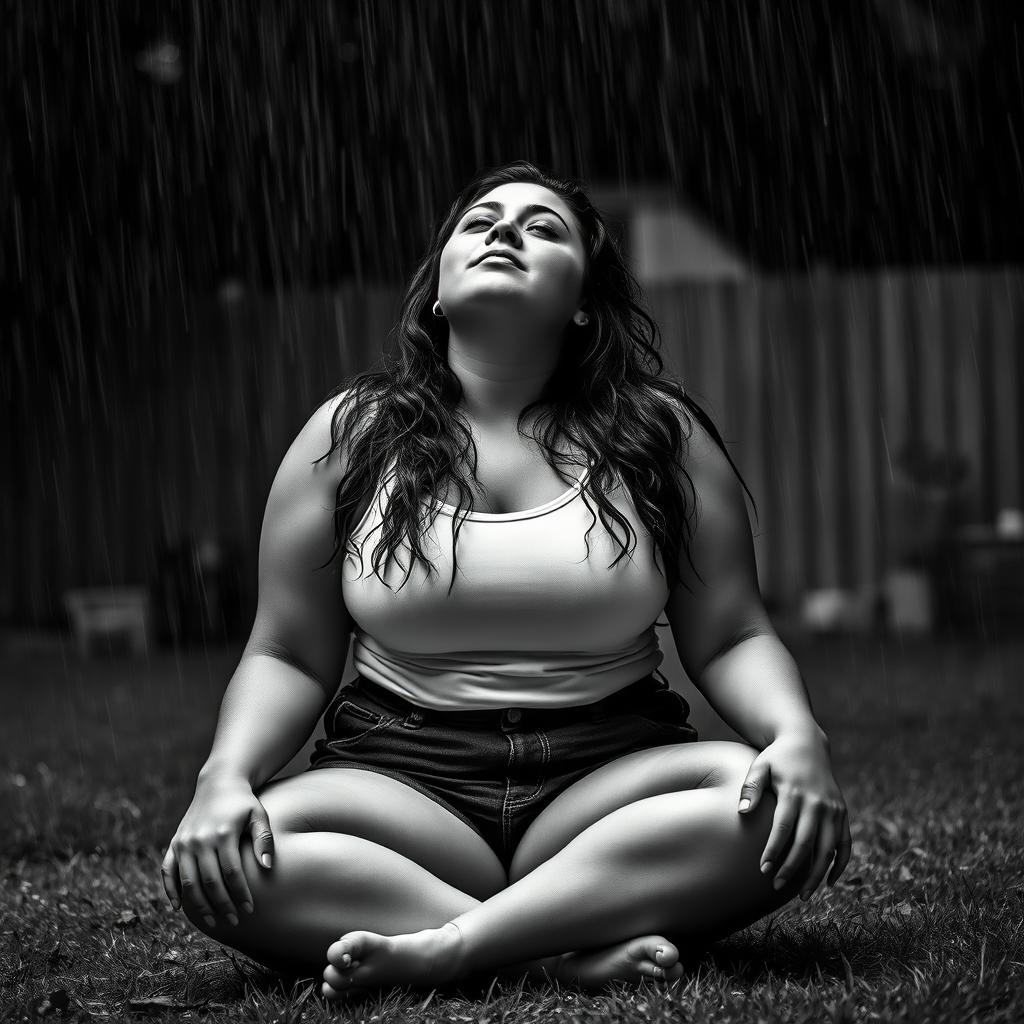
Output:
[322,922,465,1000]
[553,935,684,992]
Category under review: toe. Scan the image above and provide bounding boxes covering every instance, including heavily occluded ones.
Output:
[626,935,679,969]
[328,931,370,967]
[638,959,684,983]
[324,964,350,989]
[326,938,351,966]
[322,978,369,1003]
[651,937,679,968]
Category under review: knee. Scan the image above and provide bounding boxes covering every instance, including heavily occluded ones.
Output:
[177,839,266,938]
[696,744,780,867]
[702,741,760,798]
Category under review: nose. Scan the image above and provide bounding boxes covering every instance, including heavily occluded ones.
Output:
[484,219,521,247]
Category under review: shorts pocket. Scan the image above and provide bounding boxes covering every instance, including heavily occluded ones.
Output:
[629,689,697,736]
[325,693,397,749]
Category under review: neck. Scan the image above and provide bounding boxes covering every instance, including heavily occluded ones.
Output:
[446,322,562,429]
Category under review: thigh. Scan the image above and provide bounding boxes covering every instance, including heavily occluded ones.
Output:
[256,767,507,901]
[508,739,758,883]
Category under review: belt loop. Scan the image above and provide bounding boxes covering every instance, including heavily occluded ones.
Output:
[402,708,425,730]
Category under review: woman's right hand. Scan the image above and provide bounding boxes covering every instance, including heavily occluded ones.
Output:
[161,774,276,926]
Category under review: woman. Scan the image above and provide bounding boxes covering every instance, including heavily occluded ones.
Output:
[161,161,851,1000]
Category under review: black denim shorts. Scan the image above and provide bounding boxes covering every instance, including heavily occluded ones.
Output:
[307,671,699,873]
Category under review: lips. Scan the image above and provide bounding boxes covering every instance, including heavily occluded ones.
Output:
[472,250,525,270]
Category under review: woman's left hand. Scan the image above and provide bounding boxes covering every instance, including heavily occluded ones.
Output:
[737,731,852,900]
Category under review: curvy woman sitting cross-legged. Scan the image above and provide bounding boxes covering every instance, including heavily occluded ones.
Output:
[161,160,852,1000]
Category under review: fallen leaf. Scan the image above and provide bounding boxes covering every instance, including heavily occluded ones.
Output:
[114,910,139,927]
[32,989,70,1016]
[126,996,206,1012]
[878,817,901,838]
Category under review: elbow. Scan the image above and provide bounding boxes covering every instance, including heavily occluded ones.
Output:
[697,623,776,680]
[242,637,334,693]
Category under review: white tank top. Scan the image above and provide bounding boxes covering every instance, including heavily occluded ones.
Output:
[341,456,671,709]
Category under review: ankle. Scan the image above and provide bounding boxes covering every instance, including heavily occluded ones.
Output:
[542,952,572,983]
[491,952,567,985]
[437,921,469,978]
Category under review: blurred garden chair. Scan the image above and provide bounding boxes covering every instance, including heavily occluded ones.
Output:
[63,587,152,658]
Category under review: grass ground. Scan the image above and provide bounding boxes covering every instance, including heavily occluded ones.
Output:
[1,627,1022,1022]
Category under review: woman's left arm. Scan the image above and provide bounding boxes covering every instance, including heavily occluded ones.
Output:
[663,413,852,901]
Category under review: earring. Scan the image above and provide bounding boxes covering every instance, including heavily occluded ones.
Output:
[432,299,445,318]
[573,311,589,326]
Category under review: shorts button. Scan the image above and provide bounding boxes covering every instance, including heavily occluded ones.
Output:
[505,708,523,724]
[408,711,424,724]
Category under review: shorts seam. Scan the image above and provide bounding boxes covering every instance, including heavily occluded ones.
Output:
[504,731,550,807]
[324,715,399,749]
[502,734,516,856]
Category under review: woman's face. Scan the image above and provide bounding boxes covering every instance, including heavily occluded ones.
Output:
[436,182,587,331]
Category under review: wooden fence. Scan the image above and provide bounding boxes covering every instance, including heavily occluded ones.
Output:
[648,271,1022,611]
[5,270,1022,629]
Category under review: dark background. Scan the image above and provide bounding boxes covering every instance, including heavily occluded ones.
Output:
[5,1,1022,355]
[3,1,1022,641]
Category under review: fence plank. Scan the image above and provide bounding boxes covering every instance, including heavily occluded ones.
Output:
[916,273,946,454]
[764,276,806,606]
[989,271,1021,517]
[842,276,877,590]
[811,274,841,588]
[732,279,771,596]
[10,270,1023,626]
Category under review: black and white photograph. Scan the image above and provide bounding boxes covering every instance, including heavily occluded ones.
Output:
[2,2,1022,1021]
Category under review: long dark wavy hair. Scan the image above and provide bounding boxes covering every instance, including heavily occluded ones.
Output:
[315,160,757,597]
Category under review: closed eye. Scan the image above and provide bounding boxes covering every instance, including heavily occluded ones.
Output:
[465,218,557,237]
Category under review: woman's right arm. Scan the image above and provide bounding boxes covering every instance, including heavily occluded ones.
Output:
[161,392,356,926]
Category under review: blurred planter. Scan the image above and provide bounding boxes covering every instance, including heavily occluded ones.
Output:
[932,519,1024,639]
[883,568,934,633]
[156,535,243,647]
[885,478,956,569]
[883,441,971,633]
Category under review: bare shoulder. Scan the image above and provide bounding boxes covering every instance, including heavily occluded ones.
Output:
[247,389,363,687]
[665,394,738,510]
[661,394,770,681]
[276,388,373,496]
[292,391,352,471]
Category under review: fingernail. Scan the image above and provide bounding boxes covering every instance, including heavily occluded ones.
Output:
[242,902,254,915]
[227,913,239,927]
[261,853,272,869]
[738,798,751,812]
[800,891,810,902]
[170,898,180,911]
[761,861,773,875]
[656,946,665,960]
[203,915,216,928]
[773,876,786,891]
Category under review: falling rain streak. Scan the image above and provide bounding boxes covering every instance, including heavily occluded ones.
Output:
[3,2,1023,632]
